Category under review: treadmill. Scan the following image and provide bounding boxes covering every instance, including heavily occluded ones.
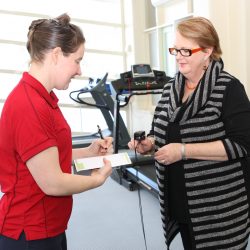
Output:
[110,64,170,196]
[70,66,170,196]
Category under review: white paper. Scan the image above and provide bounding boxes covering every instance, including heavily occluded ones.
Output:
[74,152,132,172]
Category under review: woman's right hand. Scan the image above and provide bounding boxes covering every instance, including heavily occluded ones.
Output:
[128,137,154,155]
[91,158,112,186]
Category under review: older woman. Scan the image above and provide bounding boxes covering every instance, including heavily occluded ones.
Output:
[129,17,250,249]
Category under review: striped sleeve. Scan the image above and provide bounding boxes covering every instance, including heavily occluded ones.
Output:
[222,138,247,160]
[222,78,250,159]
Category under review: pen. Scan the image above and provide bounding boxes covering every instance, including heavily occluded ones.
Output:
[97,125,104,139]
[97,125,108,150]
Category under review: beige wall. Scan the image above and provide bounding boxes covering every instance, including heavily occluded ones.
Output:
[196,0,249,93]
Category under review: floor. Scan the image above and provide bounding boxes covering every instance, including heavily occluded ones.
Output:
[66,177,184,250]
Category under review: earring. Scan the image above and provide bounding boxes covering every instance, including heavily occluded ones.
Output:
[203,64,208,70]
[203,56,209,70]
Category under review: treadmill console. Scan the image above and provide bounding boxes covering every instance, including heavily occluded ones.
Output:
[111,64,170,92]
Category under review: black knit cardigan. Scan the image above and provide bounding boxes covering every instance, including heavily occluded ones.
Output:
[151,60,250,249]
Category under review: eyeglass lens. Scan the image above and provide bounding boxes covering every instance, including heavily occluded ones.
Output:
[169,48,191,57]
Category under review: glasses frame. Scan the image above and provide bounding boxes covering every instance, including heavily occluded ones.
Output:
[169,47,204,57]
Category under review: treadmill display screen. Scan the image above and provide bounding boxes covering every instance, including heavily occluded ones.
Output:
[131,64,154,78]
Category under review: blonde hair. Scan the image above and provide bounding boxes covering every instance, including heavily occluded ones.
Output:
[176,17,222,61]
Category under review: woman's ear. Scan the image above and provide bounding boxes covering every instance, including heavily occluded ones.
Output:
[203,47,213,59]
[51,47,62,64]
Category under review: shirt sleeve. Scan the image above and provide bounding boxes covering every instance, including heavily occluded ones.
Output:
[222,79,250,160]
[14,98,58,162]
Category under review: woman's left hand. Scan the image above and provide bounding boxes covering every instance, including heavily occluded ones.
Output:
[88,137,113,156]
[154,143,182,165]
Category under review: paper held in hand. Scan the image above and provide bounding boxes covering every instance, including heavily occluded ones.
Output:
[74,152,132,172]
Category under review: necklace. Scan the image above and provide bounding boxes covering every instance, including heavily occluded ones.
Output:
[185,81,197,90]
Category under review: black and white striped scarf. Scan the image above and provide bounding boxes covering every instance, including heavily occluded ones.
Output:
[155,59,223,147]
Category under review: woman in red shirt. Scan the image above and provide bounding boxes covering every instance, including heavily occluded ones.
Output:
[0,13,112,250]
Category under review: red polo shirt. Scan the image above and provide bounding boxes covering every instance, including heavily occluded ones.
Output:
[0,72,73,240]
